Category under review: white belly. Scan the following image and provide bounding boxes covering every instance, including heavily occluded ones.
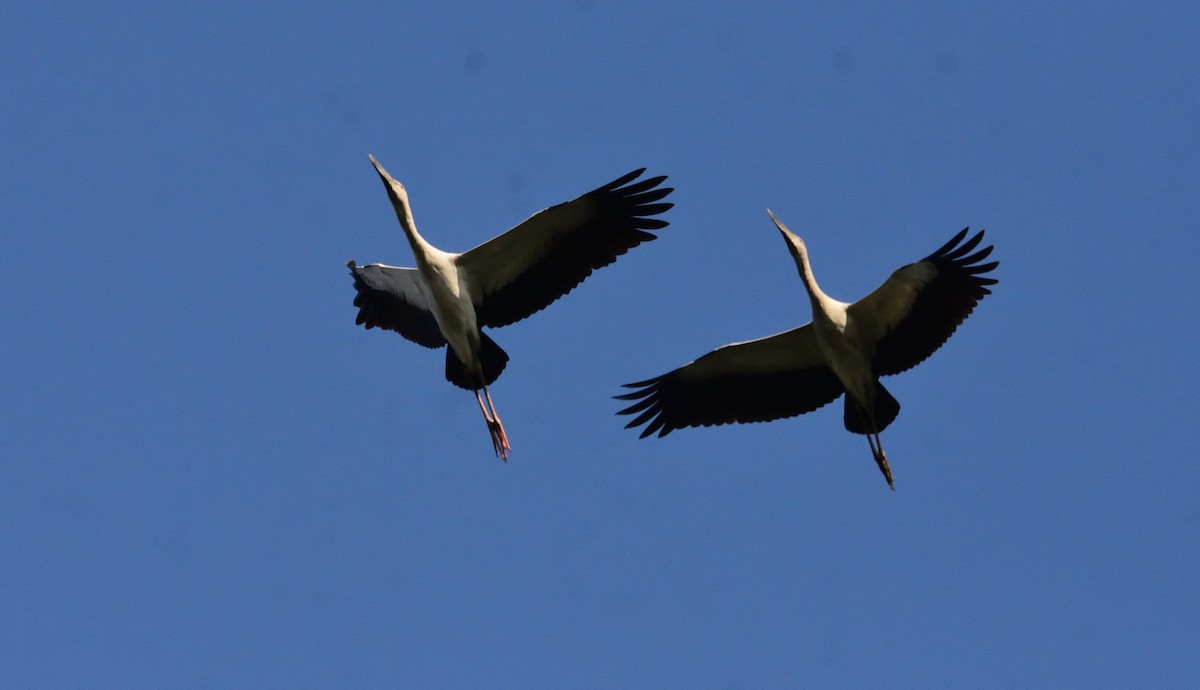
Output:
[815,315,874,404]
[423,259,480,366]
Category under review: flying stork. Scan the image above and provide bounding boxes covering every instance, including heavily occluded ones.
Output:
[616,211,998,489]
[349,155,673,461]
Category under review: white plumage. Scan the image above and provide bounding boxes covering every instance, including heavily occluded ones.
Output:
[350,155,673,460]
[618,210,998,489]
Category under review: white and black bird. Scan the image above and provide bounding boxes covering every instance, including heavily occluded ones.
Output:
[617,211,997,489]
[349,156,673,460]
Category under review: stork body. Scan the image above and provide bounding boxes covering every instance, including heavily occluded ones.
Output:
[778,211,902,485]
[351,156,673,460]
[617,211,997,489]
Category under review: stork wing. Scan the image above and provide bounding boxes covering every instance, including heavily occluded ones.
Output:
[458,169,673,328]
[849,228,998,377]
[616,325,845,438]
[347,260,446,348]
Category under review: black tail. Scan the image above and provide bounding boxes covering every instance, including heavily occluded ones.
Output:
[844,381,901,434]
[444,331,510,390]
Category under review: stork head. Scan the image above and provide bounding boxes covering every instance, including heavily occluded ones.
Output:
[368,154,411,208]
[767,209,807,259]
[767,209,826,300]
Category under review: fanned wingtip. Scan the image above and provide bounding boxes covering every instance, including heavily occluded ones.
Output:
[619,375,663,390]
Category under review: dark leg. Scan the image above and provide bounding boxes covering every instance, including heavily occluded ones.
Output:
[866,432,894,490]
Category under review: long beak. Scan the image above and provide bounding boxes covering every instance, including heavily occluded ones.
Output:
[368,154,408,205]
[767,209,804,254]
[368,154,395,183]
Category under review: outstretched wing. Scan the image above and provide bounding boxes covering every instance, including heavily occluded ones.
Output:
[616,325,845,438]
[458,169,673,328]
[346,260,446,348]
[848,228,999,377]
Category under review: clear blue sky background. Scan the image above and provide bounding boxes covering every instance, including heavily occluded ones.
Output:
[3,1,1197,687]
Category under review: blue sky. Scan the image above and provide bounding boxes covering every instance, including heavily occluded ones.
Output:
[3,1,1197,687]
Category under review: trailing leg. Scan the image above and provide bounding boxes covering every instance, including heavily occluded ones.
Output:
[474,388,511,462]
[482,384,510,460]
[866,432,894,490]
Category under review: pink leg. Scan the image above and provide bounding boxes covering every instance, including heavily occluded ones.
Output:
[474,387,511,462]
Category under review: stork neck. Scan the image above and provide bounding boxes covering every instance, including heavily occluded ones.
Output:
[391,194,433,260]
[791,240,830,310]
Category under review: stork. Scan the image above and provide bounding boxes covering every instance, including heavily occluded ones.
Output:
[616,210,997,489]
[349,156,672,461]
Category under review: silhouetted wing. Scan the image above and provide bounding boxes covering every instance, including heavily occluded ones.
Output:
[347,260,446,348]
[616,325,845,438]
[459,169,673,328]
[849,228,998,376]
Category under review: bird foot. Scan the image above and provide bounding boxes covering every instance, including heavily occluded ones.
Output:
[487,419,511,462]
[874,450,895,491]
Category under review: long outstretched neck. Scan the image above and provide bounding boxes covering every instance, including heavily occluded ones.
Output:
[390,187,431,258]
[769,211,830,313]
[789,237,829,310]
[369,156,432,260]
